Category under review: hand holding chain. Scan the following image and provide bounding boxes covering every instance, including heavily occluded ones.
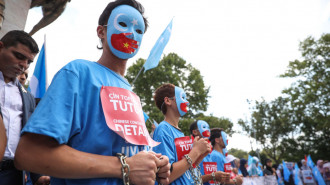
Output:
[117,153,130,185]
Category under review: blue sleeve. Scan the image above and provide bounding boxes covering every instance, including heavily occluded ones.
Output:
[22,69,81,144]
[152,127,177,164]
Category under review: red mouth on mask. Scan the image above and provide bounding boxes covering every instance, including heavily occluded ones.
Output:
[180,102,188,112]
[111,33,138,54]
[202,130,210,138]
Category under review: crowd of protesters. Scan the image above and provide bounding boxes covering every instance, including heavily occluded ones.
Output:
[219,153,330,185]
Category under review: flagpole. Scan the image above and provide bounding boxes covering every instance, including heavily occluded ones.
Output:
[44,34,48,90]
[132,65,144,85]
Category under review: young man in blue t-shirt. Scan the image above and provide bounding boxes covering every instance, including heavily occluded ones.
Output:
[14,0,170,185]
[209,128,243,185]
[189,121,230,185]
[152,83,211,185]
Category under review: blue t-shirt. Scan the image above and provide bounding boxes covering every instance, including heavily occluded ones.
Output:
[209,150,226,172]
[199,154,213,185]
[22,60,149,185]
[152,121,195,185]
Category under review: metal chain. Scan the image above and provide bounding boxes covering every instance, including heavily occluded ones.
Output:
[211,172,221,185]
[184,154,203,185]
[117,153,130,185]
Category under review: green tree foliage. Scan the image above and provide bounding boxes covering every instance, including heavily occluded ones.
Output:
[125,53,234,135]
[239,34,330,163]
[180,113,234,136]
[126,53,209,122]
[238,97,294,163]
[228,148,249,159]
[280,33,330,161]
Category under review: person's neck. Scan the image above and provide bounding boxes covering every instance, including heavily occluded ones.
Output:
[213,144,223,154]
[97,50,127,77]
[164,110,180,129]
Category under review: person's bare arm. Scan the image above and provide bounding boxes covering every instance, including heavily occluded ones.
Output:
[202,174,213,183]
[0,116,6,161]
[227,176,243,185]
[202,171,230,183]
[169,137,211,183]
[15,133,162,185]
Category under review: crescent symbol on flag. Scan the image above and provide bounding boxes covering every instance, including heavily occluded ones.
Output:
[113,13,128,32]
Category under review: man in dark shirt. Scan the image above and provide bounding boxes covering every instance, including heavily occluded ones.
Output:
[263,158,275,176]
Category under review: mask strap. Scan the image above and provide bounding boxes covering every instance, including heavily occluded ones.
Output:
[160,97,174,112]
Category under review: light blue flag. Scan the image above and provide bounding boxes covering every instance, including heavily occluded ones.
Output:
[258,165,263,176]
[143,111,149,122]
[307,155,315,168]
[283,160,291,182]
[28,43,47,98]
[312,166,326,185]
[143,19,173,72]
[294,163,302,185]
[153,120,158,127]
[248,155,252,166]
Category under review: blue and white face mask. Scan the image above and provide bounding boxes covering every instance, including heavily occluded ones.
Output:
[106,5,145,59]
[174,86,189,116]
[221,131,228,147]
[197,120,210,139]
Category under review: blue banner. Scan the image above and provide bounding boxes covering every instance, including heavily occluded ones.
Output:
[143,19,173,72]
[28,43,47,98]
[283,160,291,182]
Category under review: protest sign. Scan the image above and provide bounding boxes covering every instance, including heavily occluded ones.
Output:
[100,86,159,146]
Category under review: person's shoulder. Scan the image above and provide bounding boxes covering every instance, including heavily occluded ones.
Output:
[202,153,212,162]
[59,59,102,78]
[211,150,222,158]
[156,121,180,134]
[153,121,175,138]
[157,121,170,129]
[63,59,93,70]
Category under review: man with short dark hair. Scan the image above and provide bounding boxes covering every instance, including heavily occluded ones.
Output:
[14,0,170,185]
[17,69,28,85]
[0,30,49,185]
[190,121,231,185]
[209,128,243,185]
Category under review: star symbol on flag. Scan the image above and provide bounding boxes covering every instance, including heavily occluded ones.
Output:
[131,19,138,26]
[123,43,129,48]
[159,37,164,43]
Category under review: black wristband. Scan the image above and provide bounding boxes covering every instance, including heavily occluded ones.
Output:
[170,163,174,172]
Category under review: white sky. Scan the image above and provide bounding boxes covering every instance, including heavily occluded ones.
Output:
[24,0,330,152]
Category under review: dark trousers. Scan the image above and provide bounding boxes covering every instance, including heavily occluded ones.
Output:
[0,168,23,185]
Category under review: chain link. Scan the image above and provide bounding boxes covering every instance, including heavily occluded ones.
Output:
[184,154,203,185]
[212,172,221,185]
[117,153,130,185]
